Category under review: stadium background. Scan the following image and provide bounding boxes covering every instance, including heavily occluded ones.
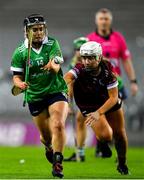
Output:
[0,0,144,147]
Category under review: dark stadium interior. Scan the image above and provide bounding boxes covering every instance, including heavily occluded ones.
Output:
[0,0,144,145]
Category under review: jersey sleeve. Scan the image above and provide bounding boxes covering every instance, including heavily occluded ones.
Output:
[49,39,64,61]
[69,63,83,79]
[107,78,118,90]
[11,48,25,72]
[104,61,118,89]
[117,32,131,61]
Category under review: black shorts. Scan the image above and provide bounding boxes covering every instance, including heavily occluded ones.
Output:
[28,92,68,116]
[80,99,122,117]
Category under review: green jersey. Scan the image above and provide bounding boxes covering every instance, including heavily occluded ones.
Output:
[11,36,68,103]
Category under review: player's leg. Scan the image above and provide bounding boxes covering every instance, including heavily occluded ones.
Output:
[90,114,113,143]
[106,108,129,174]
[95,139,112,158]
[32,109,53,164]
[93,114,113,158]
[32,109,51,145]
[95,85,127,158]
[64,110,86,162]
[49,101,68,178]
[76,110,87,161]
[49,101,68,152]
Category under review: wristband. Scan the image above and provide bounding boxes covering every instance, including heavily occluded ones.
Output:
[130,79,137,84]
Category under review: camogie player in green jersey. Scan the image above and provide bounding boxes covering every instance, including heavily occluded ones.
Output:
[11,14,68,178]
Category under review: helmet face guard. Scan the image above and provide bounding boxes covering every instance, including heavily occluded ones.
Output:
[23,14,47,39]
[81,55,100,61]
[80,41,103,71]
[82,55,102,72]
[24,14,46,28]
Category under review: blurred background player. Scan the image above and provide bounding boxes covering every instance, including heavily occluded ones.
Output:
[68,37,89,70]
[64,41,129,174]
[10,14,68,178]
[87,8,138,157]
[64,37,88,162]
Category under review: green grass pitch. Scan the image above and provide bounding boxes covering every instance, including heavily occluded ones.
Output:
[0,146,143,179]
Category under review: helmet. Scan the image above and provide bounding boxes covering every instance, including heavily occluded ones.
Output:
[80,41,102,57]
[73,37,89,50]
[23,14,46,28]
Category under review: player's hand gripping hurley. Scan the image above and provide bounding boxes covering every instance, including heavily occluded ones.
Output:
[23,29,33,106]
[11,29,33,106]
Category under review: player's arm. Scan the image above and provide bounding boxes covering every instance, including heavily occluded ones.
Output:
[42,40,64,73]
[86,86,119,126]
[119,33,138,95]
[122,58,136,82]
[11,48,28,91]
[118,33,136,81]
[86,75,118,125]
[64,72,75,103]
[98,64,119,114]
[64,65,81,113]
[97,86,118,115]
[64,72,75,114]
[13,73,28,90]
[121,58,138,95]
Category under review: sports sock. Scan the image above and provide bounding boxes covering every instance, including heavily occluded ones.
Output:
[53,152,63,164]
[45,144,52,151]
[118,156,126,166]
[77,147,85,157]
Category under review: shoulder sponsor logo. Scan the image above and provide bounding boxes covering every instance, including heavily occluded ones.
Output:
[46,40,54,46]
[18,45,26,52]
